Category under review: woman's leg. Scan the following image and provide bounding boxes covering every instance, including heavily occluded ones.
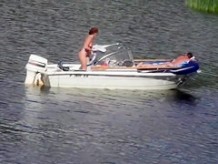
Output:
[79,49,87,70]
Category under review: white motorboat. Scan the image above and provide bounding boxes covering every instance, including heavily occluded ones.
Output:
[24,43,200,90]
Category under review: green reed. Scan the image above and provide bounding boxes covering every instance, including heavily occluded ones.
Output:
[186,0,218,13]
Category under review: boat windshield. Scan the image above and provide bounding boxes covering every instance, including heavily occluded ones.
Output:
[90,43,134,67]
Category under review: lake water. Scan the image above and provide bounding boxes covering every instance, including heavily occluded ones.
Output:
[0,0,218,164]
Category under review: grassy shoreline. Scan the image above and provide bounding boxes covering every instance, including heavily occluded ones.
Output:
[186,0,218,13]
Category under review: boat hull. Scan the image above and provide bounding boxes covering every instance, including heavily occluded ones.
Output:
[41,71,181,90]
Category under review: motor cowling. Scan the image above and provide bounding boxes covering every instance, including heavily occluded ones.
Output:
[25,54,48,85]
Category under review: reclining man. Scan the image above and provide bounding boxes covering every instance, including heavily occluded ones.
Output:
[137,52,194,69]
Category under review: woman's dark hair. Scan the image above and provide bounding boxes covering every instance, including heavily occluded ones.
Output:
[89,27,99,35]
[187,52,193,58]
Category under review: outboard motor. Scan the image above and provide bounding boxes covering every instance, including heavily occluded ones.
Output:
[25,54,48,85]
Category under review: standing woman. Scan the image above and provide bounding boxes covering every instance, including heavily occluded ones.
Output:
[79,27,99,70]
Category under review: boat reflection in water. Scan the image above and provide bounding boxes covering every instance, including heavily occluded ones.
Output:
[166,89,198,106]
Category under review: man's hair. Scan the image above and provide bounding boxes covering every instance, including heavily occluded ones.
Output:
[187,52,193,58]
[89,27,99,35]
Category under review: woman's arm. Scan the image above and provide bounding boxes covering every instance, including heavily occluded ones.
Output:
[84,35,93,51]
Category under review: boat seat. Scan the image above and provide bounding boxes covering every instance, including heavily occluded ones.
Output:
[118,60,134,67]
